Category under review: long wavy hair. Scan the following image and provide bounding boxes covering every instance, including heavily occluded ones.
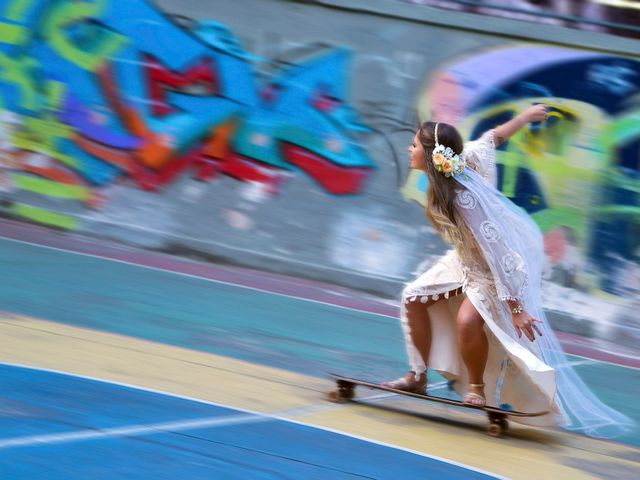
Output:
[417,121,483,267]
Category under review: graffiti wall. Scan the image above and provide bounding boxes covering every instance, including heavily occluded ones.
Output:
[405,46,640,296]
[0,0,437,287]
[0,0,638,337]
[0,0,374,221]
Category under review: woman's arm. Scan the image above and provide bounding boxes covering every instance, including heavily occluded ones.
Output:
[493,104,548,147]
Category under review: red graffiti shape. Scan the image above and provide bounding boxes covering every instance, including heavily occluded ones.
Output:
[281,143,372,195]
[145,54,219,117]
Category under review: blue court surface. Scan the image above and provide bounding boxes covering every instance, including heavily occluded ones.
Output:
[0,364,501,480]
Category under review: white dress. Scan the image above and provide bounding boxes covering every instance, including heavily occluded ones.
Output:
[400,130,561,427]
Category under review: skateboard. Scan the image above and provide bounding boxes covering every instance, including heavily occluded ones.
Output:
[327,373,549,437]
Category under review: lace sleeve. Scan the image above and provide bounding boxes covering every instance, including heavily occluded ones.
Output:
[463,130,496,185]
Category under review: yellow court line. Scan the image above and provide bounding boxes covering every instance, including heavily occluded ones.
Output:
[0,314,637,480]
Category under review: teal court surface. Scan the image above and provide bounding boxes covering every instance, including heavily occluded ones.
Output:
[1,222,639,479]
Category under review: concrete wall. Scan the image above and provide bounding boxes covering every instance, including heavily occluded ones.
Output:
[0,0,638,340]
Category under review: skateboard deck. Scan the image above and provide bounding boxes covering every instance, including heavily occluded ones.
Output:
[328,373,549,437]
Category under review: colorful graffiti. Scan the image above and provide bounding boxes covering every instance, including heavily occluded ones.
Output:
[405,46,640,292]
[0,0,375,229]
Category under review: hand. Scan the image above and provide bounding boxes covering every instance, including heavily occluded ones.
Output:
[521,104,548,123]
[512,310,543,342]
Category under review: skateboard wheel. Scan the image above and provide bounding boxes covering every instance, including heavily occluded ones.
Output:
[339,387,355,400]
[327,389,353,403]
[327,390,345,403]
[487,423,502,437]
[335,381,355,400]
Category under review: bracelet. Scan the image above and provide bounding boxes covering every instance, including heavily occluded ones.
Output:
[510,303,524,315]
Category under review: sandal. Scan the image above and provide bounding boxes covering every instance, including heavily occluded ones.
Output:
[382,372,427,395]
[463,383,486,407]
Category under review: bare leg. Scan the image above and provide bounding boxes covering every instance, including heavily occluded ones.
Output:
[406,286,463,368]
[456,297,488,405]
[405,299,432,370]
[383,298,431,391]
[385,287,463,392]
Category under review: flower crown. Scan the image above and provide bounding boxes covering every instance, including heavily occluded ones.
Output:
[432,123,466,178]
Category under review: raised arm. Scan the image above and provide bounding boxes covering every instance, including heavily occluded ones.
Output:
[493,104,548,147]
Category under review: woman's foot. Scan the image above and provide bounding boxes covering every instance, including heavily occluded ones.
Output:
[463,383,485,407]
[382,371,427,394]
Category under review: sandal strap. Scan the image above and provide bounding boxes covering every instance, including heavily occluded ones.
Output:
[469,383,485,388]
[463,391,486,406]
[386,377,410,388]
[383,373,427,393]
[464,392,485,399]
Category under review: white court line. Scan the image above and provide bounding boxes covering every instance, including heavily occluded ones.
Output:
[566,359,597,367]
[0,401,348,450]
[0,414,266,449]
[0,396,362,450]
[0,236,398,321]
[0,393,417,450]
[0,362,506,479]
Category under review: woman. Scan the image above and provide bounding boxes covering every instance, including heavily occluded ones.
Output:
[384,106,632,436]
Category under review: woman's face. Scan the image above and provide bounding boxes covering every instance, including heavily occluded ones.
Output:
[408,132,427,172]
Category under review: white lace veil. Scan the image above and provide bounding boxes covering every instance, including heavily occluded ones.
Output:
[453,168,634,438]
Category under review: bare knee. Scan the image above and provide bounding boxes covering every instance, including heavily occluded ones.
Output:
[402,293,432,334]
[456,305,484,336]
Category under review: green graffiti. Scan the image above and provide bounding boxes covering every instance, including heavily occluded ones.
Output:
[43,78,65,111]
[42,0,128,71]
[0,21,27,45]
[0,1,39,109]
[9,79,80,168]
[498,150,520,198]
[599,112,640,226]
[607,172,640,194]
[0,53,38,109]
[532,207,585,237]
[601,111,640,151]
[16,145,77,169]
[12,173,89,200]
[10,202,79,230]
[4,0,36,22]
[12,121,78,169]
[594,205,640,220]
[1,0,36,46]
